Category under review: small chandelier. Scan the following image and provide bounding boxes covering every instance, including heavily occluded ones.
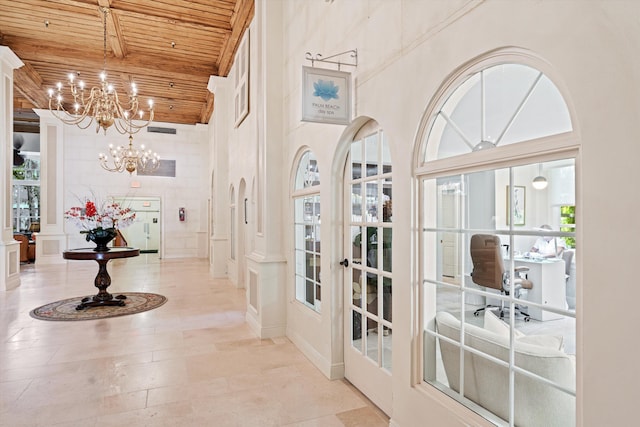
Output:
[98,135,160,175]
[47,7,154,135]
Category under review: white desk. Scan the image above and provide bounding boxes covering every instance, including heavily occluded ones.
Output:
[513,257,566,321]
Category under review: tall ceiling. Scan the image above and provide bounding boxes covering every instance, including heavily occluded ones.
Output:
[0,0,254,132]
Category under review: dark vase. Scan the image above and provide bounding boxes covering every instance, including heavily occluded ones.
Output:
[84,228,118,252]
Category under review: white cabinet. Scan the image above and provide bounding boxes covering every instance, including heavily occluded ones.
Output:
[515,258,566,321]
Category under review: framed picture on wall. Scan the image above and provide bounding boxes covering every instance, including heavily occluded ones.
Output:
[506,185,526,225]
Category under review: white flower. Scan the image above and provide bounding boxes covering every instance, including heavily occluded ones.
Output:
[64,196,136,231]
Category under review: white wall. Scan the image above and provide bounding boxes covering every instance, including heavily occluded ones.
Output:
[62,121,209,259]
[266,1,640,426]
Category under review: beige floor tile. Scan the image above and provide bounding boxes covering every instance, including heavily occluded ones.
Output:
[0,258,389,427]
[336,406,390,427]
[146,377,229,407]
[0,378,31,413]
[282,414,346,427]
[94,400,193,427]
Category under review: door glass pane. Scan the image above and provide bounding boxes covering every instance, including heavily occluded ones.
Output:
[365,226,378,269]
[382,228,392,272]
[382,136,391,174]
[364,274,379,317]
[352,310,363,348]
[305,280,314,305]
[351,183,362,221]
[382,327,392,371]
[352,225,362,263]
[347,127,392,373]
[351,140,362,180]
[383,179,392,222]
[352,268,363,307]
[366,319,379,363]
[365,134,378,177]
[365,182,378,222]
[382,277,392,323]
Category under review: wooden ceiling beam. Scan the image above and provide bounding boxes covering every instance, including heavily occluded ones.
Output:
[6,37,217,78]
[13,62,49,109]
[200,91,214,124]
[14,122,40,133]
[14,97,38,111]
[107,1,233,30]
[217,0,254,76]
[97,1,128,59]
[50,0,234,32]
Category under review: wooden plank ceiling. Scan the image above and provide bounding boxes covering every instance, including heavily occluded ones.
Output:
[0,0,253,130]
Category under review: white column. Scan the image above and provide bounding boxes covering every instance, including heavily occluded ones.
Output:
[0,47,23,290]
[243,0,287,338]
[207,76,230,278]
[33,110,67,264]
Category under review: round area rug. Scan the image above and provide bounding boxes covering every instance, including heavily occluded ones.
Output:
[30,292,167,321]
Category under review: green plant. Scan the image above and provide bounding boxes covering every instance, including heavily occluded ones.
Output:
[12,165,25,180]
[560,205,575,248]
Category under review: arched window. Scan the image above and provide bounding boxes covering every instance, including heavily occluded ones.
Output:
[423,63,572,162]
[418,57,577,426]
[292,150,321,311]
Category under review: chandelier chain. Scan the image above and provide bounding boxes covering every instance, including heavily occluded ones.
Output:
[102,7,107,73]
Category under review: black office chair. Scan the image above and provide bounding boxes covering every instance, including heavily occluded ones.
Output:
[470,234,532,321]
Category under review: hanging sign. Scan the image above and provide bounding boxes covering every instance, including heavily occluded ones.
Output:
[301,66,352,125]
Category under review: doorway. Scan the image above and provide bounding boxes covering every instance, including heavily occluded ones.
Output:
[439,183,462,283]
[342,125,393,415]
[113,196,161,255]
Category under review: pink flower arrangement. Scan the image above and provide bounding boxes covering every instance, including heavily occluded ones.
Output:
[64,197,136,232]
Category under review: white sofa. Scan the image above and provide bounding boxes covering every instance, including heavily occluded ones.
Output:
[435,311,575,427]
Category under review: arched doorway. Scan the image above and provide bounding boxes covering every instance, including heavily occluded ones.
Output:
[341,119,393,414]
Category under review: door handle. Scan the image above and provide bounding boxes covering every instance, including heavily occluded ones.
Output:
[339,258,349,267]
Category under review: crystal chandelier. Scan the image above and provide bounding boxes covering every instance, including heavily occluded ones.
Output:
[98,135,160,175]
[47,7,154,135]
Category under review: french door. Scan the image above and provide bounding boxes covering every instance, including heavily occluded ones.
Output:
[343,128,393,414]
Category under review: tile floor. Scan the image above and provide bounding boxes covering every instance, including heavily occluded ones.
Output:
[0,256,389,427]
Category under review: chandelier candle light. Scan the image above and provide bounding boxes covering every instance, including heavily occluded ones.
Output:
[47,7,154,135]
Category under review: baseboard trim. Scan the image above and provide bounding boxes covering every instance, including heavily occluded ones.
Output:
[287,328,344,380]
